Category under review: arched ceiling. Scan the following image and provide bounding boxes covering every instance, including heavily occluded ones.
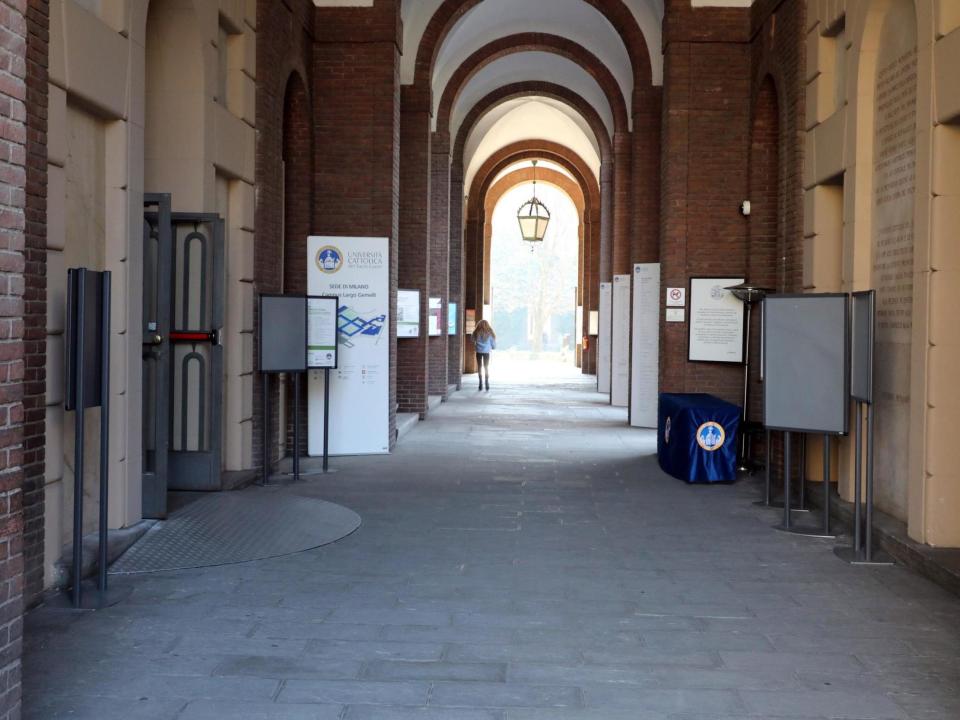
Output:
[448,52,615,138]
[464,100,601,194]
[400,0,664,87]
[491,159,576,187]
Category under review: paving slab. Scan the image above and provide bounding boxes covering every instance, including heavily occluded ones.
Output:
[23,369,960,719]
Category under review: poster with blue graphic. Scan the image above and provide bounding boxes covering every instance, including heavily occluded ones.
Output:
[307,236,390,455]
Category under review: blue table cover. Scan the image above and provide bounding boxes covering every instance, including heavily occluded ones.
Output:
[658,393,741,483]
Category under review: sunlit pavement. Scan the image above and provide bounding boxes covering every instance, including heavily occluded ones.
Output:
[24,368,960,719]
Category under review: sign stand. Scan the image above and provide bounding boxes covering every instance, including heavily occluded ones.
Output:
[835,290,892,566]
[323,368,330,473]
[55,269,127,610]
[755,429,809,512]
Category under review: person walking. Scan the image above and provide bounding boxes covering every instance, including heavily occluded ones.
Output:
[473,319,496,391]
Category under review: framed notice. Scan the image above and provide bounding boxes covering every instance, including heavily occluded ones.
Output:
[397,289,420,338]
[448,302,457,336]
[465,309,476,334]
[428,297,442,336]
[688,277,745,363]
[588,310,599,336]
[307,295,339,369]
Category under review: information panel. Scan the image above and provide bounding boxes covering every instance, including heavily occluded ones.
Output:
[307,236,390,455]
[259,294,307,373]
[448,302,457,336]
[688,277,745,363]
[598,282,612,394]
[397,289,420,338]
[575,305,583,346]
[307,296,339,369]
[763,293,849,434]
[611,274,631,407]
[630,263,660,427]
[428,297,442,336]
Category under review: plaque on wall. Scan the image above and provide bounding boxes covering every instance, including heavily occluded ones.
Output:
[428,297,442,337]
[687,277,745,363]
[397,289,420,338]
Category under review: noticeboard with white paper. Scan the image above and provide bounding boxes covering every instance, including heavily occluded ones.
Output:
[763,294,849,434]
[307,296,339,369]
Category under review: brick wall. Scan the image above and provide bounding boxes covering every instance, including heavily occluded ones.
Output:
[254,0,314,470]
[447,176,463,387]
[658,0,752,404]
[313,1,401,446]
[428,133,449,397]
[0,0,28,716]
[22,0,46,606]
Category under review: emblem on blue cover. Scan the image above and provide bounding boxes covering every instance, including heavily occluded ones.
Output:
[664,416,672,444]
[316,246,343,274]
[696,421,725,452]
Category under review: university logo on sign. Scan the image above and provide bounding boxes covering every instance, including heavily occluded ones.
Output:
[316,246,343,274]
[696,421,725,451]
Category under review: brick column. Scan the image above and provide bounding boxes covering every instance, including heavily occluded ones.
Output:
[447,175,463,387]
[0,1,28,716]
[632,88,662,264]
[659,0,751,402]
[428,132,449,397]
[599,162,613,283]
[613,131,633,276]
[313,2,401,444]
[397,86,431,417]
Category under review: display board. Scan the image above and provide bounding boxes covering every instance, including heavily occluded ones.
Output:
[397,289,420,338]
[65,268,107,410]
[598,282,612,394]
[448,302,457,336]
[630,263,660,427]
[575,305,583,345]
[763,293,849,434]
[428,297,442,336]
[611,274,631,407]
[688,277,745,363]
[307,236,390,455]
[307,296,339,369]
[259,295,307,372]
[588,310,599,336]
[850,291,875,404]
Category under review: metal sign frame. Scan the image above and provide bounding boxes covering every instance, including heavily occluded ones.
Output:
[258,293,308,373]
[850,290,875,404]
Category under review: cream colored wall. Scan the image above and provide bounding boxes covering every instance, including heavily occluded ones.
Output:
[804,0,960,547]
[42,0,257,588]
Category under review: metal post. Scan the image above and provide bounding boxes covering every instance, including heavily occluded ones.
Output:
[739,302,752,470]
[97,273,111,595]
[823,434,831,535]
[854,402,863,555]
[323,368,331,473]
[72,271,86,609]
[262,373,269,485]
[293,373,301,482]
[782,432,792,530]
[799,434,806,510]
[866,403,875,562]
[763,429,771,505]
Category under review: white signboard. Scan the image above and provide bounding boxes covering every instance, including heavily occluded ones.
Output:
[575,305,583,344]
[666,287,686,307]
[631,264,660,427]
[307,237,389,455]
[688,277,745,363]
[598,282,612,394]
[588,310,599,336]
[307,296,338,369]
[397,289,420,338]
[666,308,685,323]
[611,274,631,407]
[428,296,442,337]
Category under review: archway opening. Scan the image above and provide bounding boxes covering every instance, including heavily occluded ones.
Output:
[486,178,581,382]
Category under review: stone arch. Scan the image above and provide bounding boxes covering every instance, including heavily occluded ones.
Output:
[437,33,629,136]
[464,141,602,374]
[452,81,614,178]
[412,0,654,92]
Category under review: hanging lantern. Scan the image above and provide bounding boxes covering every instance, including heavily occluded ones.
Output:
[517,160,550,245]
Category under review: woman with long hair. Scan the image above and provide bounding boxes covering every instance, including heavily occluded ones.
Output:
[472,319,497,391]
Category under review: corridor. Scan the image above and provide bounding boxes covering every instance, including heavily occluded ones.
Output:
[25,375,960,719]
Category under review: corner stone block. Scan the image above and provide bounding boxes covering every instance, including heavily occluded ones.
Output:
[938,0,960,37]
[44,405,65,483]
[925,472,960,547]
[927,405,960,477]
[931,195,960,270]
[935,29,960,122]
[928,343,960,411]
[42,478,64,587]
[929,270,960,346]
[63,0,129,119]
[48,85,68,167]
[47,165,66,251]
[806,29,823,83]
[49,0,66,89]
[932,124,960,196]
[233,178,255,233]
[107,392,127,465]
[46,335,65,406]
[814,108,845,184]
[105,188,129,265]
[46,250,66,333]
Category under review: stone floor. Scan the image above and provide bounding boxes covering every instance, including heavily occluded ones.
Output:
[24,366,960,719]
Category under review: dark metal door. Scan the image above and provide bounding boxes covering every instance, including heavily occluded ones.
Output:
[167,212,225,491]
[142,194,172,518]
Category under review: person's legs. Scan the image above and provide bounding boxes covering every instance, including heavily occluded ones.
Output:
[482,353,490,390]
[476,353,484,389]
